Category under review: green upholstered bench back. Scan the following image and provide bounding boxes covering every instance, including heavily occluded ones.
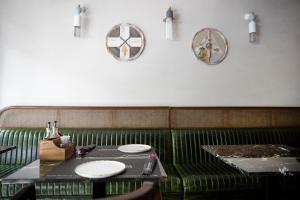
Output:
[63,128,172,164]
[0,128,44,165]
[172,128,300,164]
[0,128,172,165]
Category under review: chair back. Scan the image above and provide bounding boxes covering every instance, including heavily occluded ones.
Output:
[11,184,36,200]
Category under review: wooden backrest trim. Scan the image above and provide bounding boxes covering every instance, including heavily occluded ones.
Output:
[0,106,170,128]
[170,107,300,128]
[1,106,300,128]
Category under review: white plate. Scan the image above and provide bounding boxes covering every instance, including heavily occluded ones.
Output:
[118,144,151,153]
[74,160,126,178]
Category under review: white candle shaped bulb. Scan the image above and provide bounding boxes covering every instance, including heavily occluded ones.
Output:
[74,5,82,37]
[249,20,256,33]
[249,20,256,43]
[164,7,174,40]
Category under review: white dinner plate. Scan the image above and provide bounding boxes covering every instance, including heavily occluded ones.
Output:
[118,144,151,153]
[74,160,126,178]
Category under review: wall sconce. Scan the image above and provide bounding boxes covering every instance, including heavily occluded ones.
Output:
[73,5,85,37]
[244,12,256,43]
[163,7,175,40]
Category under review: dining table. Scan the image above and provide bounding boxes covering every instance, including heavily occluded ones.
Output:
[1,145,167,198]
[0,146,16,154]
[202,144,300,200]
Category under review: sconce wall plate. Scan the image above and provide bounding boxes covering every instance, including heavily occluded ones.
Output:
[192,28,228,65]
[106,23,145,61]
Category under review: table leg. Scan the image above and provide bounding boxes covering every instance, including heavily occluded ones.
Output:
[265,177,269,200]
[265,176,281,200]
[92,182,106,198]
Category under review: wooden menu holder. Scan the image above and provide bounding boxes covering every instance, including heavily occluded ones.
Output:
[39,138,75,161]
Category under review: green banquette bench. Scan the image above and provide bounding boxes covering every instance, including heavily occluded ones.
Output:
[172,128,300,200]
[169,108,300,199]
[0,106,300,200]
[0,107,183,199]
[0,128,182,199]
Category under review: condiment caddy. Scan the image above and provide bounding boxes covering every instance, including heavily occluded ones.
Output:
[39,121,75,161]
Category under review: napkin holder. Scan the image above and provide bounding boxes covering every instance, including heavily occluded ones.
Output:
[39,138,75,161]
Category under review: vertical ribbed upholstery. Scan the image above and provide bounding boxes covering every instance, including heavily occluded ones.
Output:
[0,128,45,198]
[0,128,44,165]
[173,128,300,165]
[62,129,171,163]
[171,128,300,198]
[0,128,182,199]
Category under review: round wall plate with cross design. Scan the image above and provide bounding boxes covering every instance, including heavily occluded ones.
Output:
[192,28,228,65]
[106,23,145,61]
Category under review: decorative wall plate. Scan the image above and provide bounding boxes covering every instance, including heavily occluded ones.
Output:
[106,23,145,61]
[192,28,228,65]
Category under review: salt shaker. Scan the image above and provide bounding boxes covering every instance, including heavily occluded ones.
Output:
[45,122,52,139]
[51,121,59,138]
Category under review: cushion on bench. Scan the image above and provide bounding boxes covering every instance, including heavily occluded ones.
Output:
[0,165,24,180]
[174,163,260,192]
[1,182,91,198]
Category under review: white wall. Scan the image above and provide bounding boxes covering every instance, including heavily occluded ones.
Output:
[0,0,300,108]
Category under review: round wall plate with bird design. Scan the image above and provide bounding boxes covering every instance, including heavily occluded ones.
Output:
[192,28,228,65]
[106,23,145,61]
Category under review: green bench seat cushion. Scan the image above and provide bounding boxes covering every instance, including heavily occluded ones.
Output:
[175,163,261,192]
[0,184,26,199]
[159,164,182,193]
[36,182,92,197]
[0,164,23,180]
[1,182,91,198]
